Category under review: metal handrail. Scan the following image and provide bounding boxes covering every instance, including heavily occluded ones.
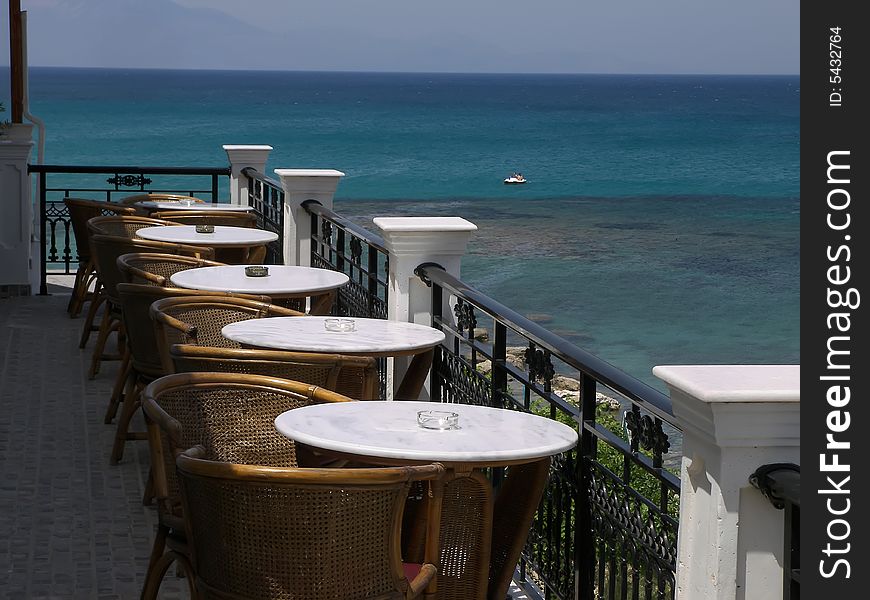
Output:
[29,164,231,176]
[750,463,800,509]
[416,262,676,424]
[32,163,232,294]
[240,166,282,189]
[750,463,800,600]
[302,199,389,253]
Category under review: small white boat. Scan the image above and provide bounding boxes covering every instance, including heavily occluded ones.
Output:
[504,172,527,185]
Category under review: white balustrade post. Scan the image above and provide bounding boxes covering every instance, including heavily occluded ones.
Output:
[275,169,344,266]
[0,124,36,295]
[374,217,478,400]
[222,145,272,206]
[653,365,800,600]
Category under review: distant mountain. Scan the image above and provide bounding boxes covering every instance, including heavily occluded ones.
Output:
[3,0,799,74]
[6,0,548,72]
[12,0,290,70]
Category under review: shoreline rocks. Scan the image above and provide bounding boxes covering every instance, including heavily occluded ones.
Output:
[474,347,622,411]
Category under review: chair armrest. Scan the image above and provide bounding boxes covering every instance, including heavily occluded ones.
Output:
[406,563,437,599]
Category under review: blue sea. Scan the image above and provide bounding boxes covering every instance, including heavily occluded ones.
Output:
[11,68,801,389]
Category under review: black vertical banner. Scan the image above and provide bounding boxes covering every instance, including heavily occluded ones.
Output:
[802,1,868,597]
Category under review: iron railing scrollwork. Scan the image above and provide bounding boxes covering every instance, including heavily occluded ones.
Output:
[303,200,389,321]
[241,167,285,265]
[750,464,800,599]
[303,199,389,397]
[29,164,231,295]
[416,263,681,600]
[106,173,152,188]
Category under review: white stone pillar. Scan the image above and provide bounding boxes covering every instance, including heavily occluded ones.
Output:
[223,145,272,206]
[0,124,35,295]
[653,365,800,600]
[275,169,344,267]
[374,217,478,400]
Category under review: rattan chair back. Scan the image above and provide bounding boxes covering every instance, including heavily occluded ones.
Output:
[117,252,225,287]
[176,447,443,600]
[91,235,215,304]
[63,199,138,318]
[116,284,256,377]
[169,344,379,400]
[87,214,178,238]
[150,211,258,228]
[141,372,355,518]
[64,198,137,263]
[149,296,300,367]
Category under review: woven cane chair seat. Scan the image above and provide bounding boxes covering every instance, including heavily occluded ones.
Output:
[149,296,301,371]
[108,284,265,464]
[176,447,444,600]
[138,373,358,600]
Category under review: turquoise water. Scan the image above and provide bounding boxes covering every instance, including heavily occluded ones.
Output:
[13,68,800,388]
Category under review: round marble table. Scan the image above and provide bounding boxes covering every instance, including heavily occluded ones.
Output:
[275,400,578,600]
[136,225,278,264]
[222,316,445,399]
[135,200,254,212]
[170,265,349,315]
[274,400,577,466]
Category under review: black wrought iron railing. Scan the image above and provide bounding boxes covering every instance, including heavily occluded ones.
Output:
[415,264,681,600]
[241,167,285,265]
[29,164,231,294]
[303,200,389,397]
[303,200,389,320]
[750,464,800,600]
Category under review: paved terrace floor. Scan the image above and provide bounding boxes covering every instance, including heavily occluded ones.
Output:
[0,278,531,600]
[0,280,186,599]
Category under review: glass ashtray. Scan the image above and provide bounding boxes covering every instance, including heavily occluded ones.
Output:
[324,318,355,332]
[195,224,215,233]
[244,265,269,277]
[417,410,460,430]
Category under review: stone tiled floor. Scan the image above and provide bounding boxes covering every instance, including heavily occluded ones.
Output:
[0,281,186,599]
[0,278,533,600]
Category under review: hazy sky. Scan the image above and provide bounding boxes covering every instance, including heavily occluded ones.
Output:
[5,0,799,74]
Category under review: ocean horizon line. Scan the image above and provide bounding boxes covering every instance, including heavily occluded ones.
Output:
[4,65,800,79]
[333,193,800,204]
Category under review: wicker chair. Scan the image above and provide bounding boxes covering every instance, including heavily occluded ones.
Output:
[169,343,379,400]
[149,296,303,373]
[117,252,226,287]
[78,215,176,350]
[150,210,258,228]
[110,284,270,465]
[139,373,362,600]
[175,447,444,600]
[86,216,183,343]
[87,214,178,238]
[63,198,137,319]
[87,234,216,380]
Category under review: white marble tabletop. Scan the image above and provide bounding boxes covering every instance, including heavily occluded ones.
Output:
[136,200,254,211]
[274,400,578,464]
[136,225,279,246]
[170,265,349,295]
[222,316,446,355]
